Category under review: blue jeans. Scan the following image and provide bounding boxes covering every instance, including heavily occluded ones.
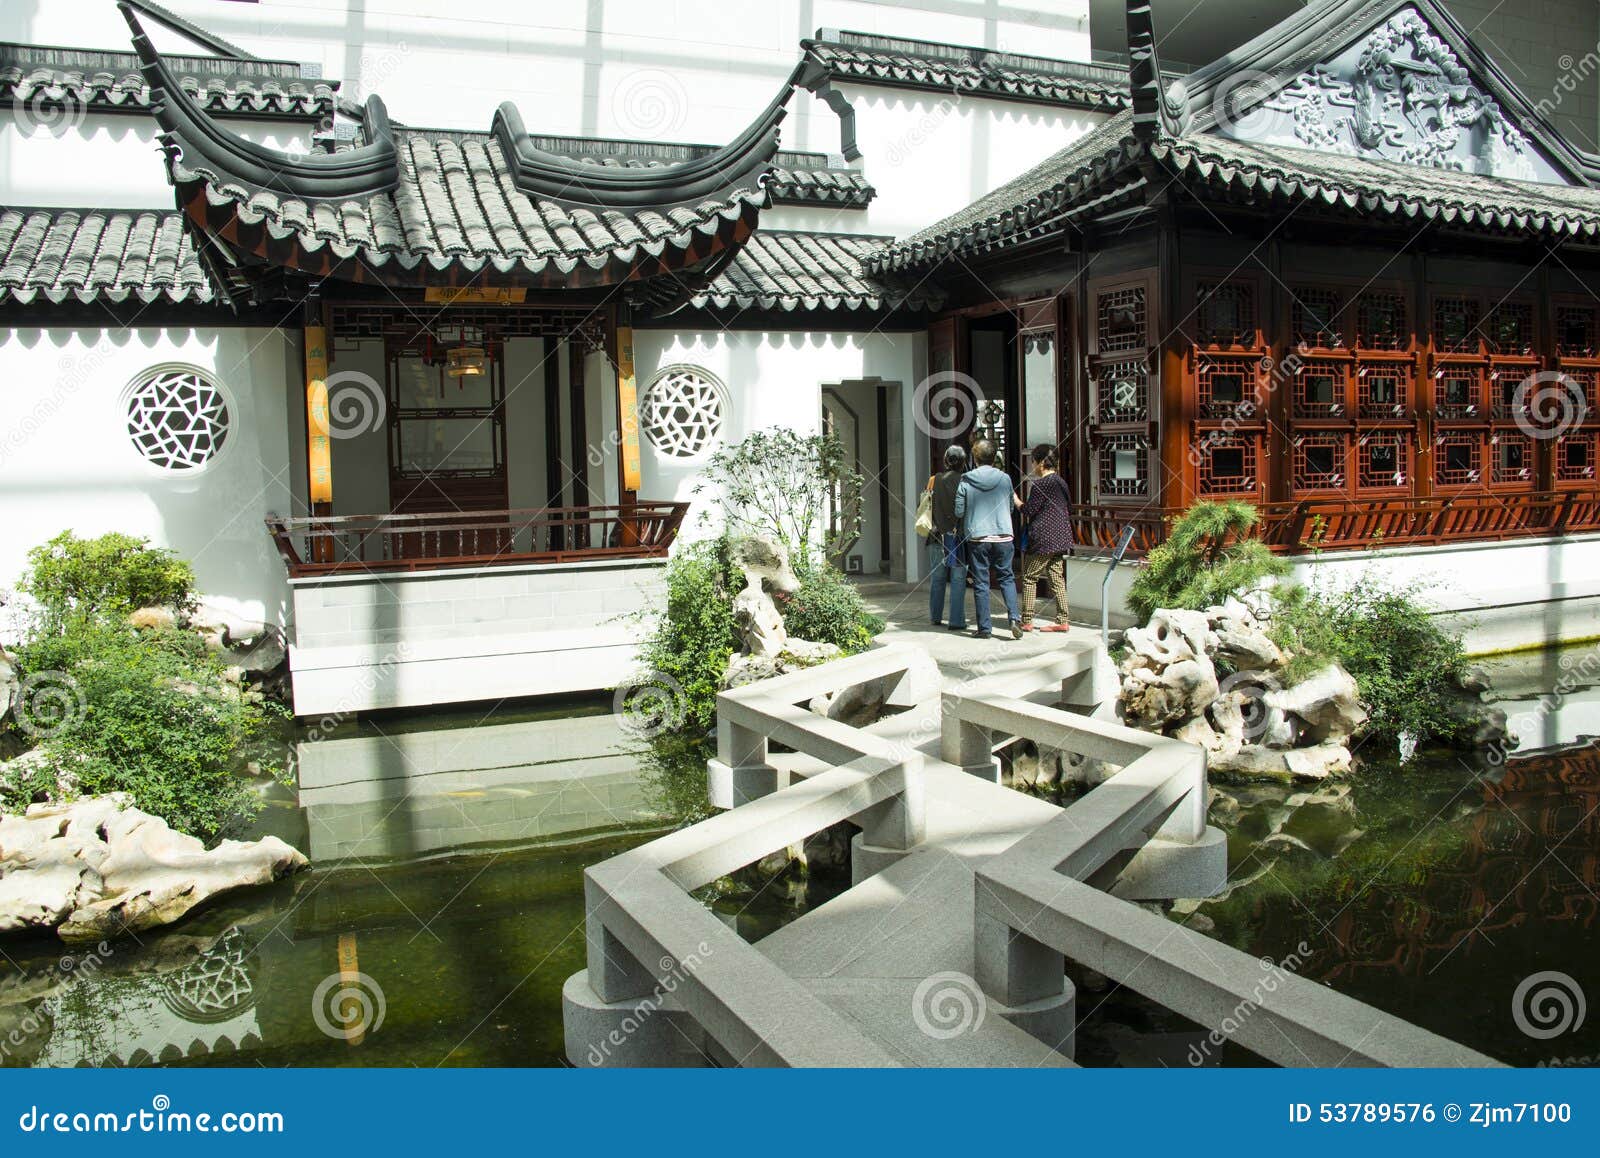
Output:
[928,536,967,630]
[968,539,1020,635]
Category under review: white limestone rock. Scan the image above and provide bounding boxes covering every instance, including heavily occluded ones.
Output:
[0,644,17,724]
[127,606,177,632]
[0,794,306,942]
[1264,664,1367,744]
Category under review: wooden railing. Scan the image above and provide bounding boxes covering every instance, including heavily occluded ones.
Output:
[1073,487,1600,559]
[265,502,689,577]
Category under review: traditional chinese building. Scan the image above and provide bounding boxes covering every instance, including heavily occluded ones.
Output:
[1,0,1597,714]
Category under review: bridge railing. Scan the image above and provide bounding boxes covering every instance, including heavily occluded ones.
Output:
[943,670,1501,1068]
[581,646,930,1067]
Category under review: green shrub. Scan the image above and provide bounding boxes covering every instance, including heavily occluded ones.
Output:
[697,427,864,562]
[20,531,195,628]
[783,557,884,653]
[6,622,284,840]
[635,538,740,736]
[1268,577,1473,748]
[1128,501,1288,622]
[633,534,884,737]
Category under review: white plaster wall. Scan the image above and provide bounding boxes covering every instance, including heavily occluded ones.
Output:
[0,113,312,209]
[1286,534,1600,656]
[630,328,923,572]
[0,326,296,627]
[772,85,1107,239]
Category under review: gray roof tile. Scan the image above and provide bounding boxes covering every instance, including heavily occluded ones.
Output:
[804,31,1131,113]
[0,207,214,303]
[693,230,938,312]
[0,42,334,120]
[870,110,1600,273]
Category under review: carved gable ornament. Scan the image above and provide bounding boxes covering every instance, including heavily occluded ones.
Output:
[1217,7,1570,185]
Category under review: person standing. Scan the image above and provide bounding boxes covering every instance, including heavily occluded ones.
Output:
[1015,444,1074,632]
[955,439,1022,640]
[926,444,968,631]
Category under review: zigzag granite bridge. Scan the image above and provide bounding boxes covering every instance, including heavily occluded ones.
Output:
[562,639,1501,1068]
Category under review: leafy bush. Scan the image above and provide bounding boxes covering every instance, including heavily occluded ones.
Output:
[782,557,884,653]
[1268,577,1473,748]
[5,622,284,840]
[633,532,883,737]
[697,427,863,562]
[20,531,195,628]
[1127,501,1289,622]
[636,538,740,736]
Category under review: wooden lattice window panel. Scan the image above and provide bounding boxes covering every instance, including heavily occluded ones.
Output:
[1197,434,1258,495]
[1357,432,1410,490]
[1557,306,1598,359]
[1558,432,1597,482]
[1562,369,1597,424]
[1490,365,1532,420]
[1197,356,1261,419]
[1095,359,1148,423]
[1434,434,1482,487]
[1434,364,1483,420]
[1356,291,1408,351]
[1491,432,1536,485]
[1432,296,1482,354]
[1291,287,1344,349]
[1294,360,1347,419]
[1292,433,1347,492]
[1097,434,1148,498]
[1097,286,1147,354]
[1195,281,1256,346]
[1488,302,1535,356]
[1357,362,1410,420]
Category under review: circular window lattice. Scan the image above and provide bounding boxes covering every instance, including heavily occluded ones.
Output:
[641,366,727,458]
[125,367,230,470]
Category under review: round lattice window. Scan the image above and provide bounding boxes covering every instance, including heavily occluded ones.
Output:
[640,365,728,458]
[124,366,231,471]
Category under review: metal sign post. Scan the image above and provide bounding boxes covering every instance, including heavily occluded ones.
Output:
[1101,523,1137,648]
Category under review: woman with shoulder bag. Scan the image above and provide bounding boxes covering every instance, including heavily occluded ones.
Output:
[1014,444,1074,632]
[924,444,969,631]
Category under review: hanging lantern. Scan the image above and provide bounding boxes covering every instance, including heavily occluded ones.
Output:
[445,344,487,378]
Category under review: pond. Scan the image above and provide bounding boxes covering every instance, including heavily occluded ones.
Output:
[1,645,1595,1067]
[1074,642,1600,1068]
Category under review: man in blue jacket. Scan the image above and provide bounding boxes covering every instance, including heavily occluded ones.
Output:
[954,439,1022,639]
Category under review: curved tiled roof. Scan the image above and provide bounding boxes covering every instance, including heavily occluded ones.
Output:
[870,110,1140,272]
[172,128,767,287]
[871,113,1600,274]
[692,231,935,312]
[804,30,1131,112]
[0,42,334,120]
[766,164,873,207]
[0,207,214,304]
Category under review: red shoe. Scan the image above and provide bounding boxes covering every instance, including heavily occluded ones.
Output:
[1041,623,1072,633]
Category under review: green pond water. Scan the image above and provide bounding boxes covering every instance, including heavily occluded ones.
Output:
[1,648,1596,1068]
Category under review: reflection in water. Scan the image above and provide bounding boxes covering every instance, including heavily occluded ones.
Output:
[5,648,1598,1068]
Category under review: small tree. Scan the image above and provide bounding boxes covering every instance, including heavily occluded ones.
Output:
[696,428,863,564]
[19,531,195,630]
[1127,500,1289,622]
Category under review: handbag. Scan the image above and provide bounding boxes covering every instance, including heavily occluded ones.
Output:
[914,486,935,539]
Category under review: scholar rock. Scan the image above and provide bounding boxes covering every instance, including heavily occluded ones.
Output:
[0,794,306,942]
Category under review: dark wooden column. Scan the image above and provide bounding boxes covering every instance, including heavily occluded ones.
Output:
[569,337,590,547]
[543,335,564,550]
